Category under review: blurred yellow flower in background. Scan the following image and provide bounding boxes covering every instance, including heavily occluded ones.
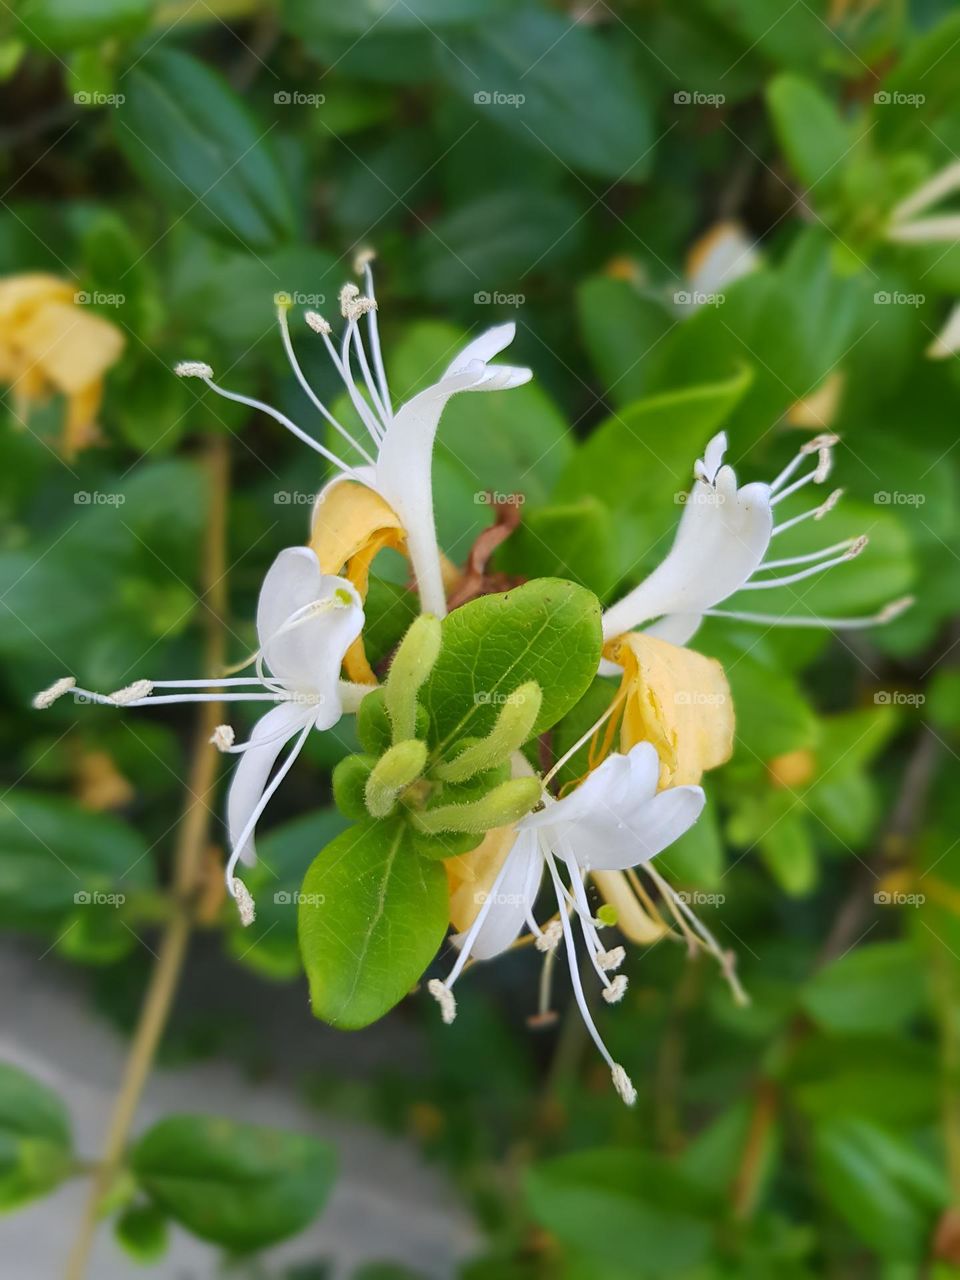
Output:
[0,273,124,457]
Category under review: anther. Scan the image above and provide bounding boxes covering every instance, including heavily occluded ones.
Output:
[597,946,625,971]
[32,676,77,709]
[339,283,360,315]
[231,877,256,927]
[814,447,833,483]
[210,724,235,752]
[602,975,628,1004]
[611,1063,637,1106]
[815,487,843,519]
[109,679,153,705]
[845,535,868,559]
[427,978,457,1024]
[801,432,840,454]
[536,920,563,953]
[879,595,915,622]
[175,361,213,379]
[353,247,376,273]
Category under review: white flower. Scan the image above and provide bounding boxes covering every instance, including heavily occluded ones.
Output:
[429,742,705,1105]
[34,547,364,921]
[601,430,912,647]
[887,158,960,246]
[176,252,530,618]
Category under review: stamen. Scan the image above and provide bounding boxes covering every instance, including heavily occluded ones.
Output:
[762,537,865,570]
[814,446,832,484]
[231,877,256,927]
[645,864,749,1006]
[304,311,332,336]
[347,321,391,426]
[602,975,628,1004]
[427,978,457,1024]
[771,488,843,536]
[770,435,839,494]
[109,679,153,705]
[32,676,76,709]
[598,946,625,971]
[210,724,235,751]
[175,361,213,379]
[704,597,913,629]
[535,919,562,952]
[744,538,867,590]
[318,318,384,446]
[276,306,375,465]
[353,246,376,273]
[543,696,620,788]
[358,255,393,420]
[339,282,360,316]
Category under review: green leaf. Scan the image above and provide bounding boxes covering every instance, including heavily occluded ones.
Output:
[299,820,448,1029]
[576,275,675,406]
[767,74,853,197]
[115,1202,168,1263]
[422,579,602,754]
[441,11,654,181]
[657,797,725,890]
[813,1117,947,1260]
[801,941,927,1036]
[283,0,510,37]
[758,811,817,897]
[0,1062,72,1210]
[497,498,618,600]
[131,1115,335,1251]
[526,1149,716,1276]
[16,0,150,48]
[117,48,297,251]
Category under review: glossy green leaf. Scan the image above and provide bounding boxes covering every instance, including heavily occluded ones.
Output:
[0,1062,72,1210]
[801,941,927,1035]
[299,820,448,1028]
[767,74,854,197]
[132,1115,335,1251]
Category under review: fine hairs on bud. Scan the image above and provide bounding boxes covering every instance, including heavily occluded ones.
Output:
[33,676,76,710]
[231,878,256,927]
[428,978,457,1024]
[611,1064,637,1106]
[535,919,563,953]
[597,946,625,971]
[305,311,331,336]
[175,361,213,379]
[210,724,235,751]
[384,614,442,744]
[110,679,153,705]
[602,975,628,1004]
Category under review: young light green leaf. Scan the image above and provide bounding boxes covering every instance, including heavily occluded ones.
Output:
[299,820,448,1029]
[0,1062,72,1211]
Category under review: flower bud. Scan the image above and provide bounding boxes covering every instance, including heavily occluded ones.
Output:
[433,682,542,782]
[410,776,541,836]
[384,614,442,744]
[365,739,428,818]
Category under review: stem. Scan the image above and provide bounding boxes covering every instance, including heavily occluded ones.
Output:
[64,436,229,1280]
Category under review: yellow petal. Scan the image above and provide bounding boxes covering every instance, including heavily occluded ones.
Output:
[591,869,671,944]
[0,274,74,328]
[445,825,518,933]
[15,299,124,395]
[605,632,734,787]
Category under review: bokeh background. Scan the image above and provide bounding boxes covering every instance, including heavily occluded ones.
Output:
[2,1,960,1277]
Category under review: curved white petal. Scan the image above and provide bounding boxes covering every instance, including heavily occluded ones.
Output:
[602,467,773,641]
[575,784,706,872]
[227,702,311,867]
[642,613,704,646]
[694,431,727,483]
[443,322,518,376]
[452,830,542,962]
[256,548,363,699]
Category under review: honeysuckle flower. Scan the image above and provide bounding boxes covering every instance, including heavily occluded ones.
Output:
[176,252,530,620]
[0,273,124,456]
[428,742,706,1106]
[601,430,912,647]
[679,220,760,309]
[34,547,364,922]
[887,158,960,247]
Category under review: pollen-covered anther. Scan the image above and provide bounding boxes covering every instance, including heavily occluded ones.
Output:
[174,361,213,379]
[427,978,457,1024]
[611,1063,637,1106]
[800,432,840,454]
[109,679,153,705]
[210,724,235,752]
[814,447,833,484]
[339,282,360,315]
[353,246,376,273]
[602,975,628,1004]
[879,595,915,622]
[535,919,563,952]
[814,487,843,520]
[32,676,77,709]
[845,535,869,559]
[304,311,332,336]
[231,877,256,927]
[343,295,377,322]
[597,946,625,971]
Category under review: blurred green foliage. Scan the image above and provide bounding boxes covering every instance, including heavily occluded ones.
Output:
[2,0,960,1276]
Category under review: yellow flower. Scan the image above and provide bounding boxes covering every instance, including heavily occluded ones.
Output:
[0,274,124,457]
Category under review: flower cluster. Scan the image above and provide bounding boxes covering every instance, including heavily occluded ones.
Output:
[34,253,910,1104]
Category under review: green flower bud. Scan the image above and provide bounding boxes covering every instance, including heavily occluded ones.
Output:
[433,681,543,782]
[384,614,442,744]
[356,687,391,756]
[365,739,429,819]
[410,776,542,836]
[332,754,378,820]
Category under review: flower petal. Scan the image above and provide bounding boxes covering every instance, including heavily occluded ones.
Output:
[451,829,542,961]
[582,785,705,871]
[227,702,311,867]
